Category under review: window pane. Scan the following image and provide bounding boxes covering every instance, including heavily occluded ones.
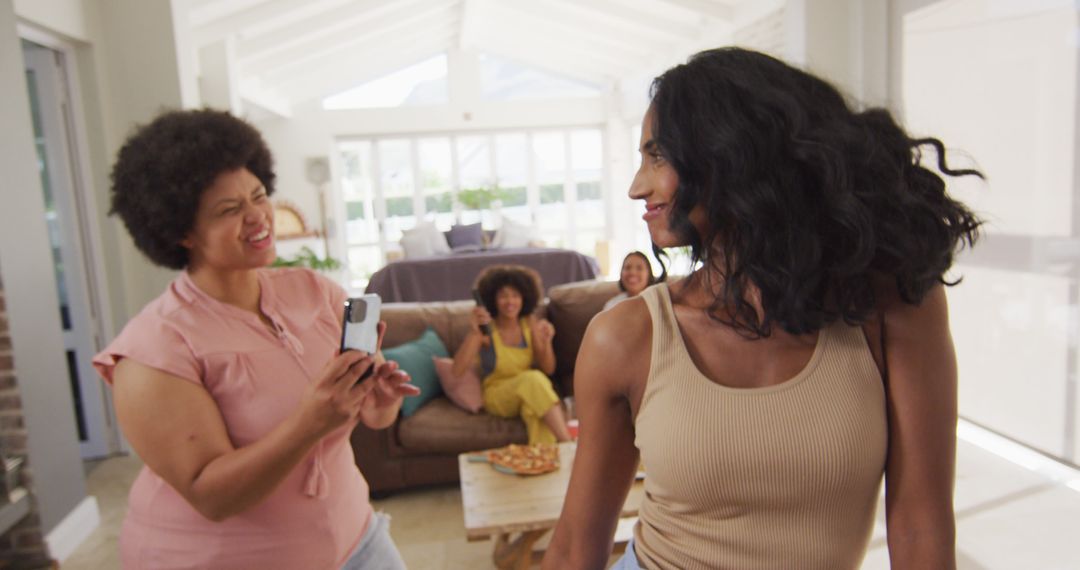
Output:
[501,186,527,207]
[457,135,493,190]
[418,137,453,221]
[532,131,566,184]
[572,129,604,207]
[425,193,453,214]
[540,183,564,204]
[339,141,377,245]
[346,245,383,290]
[346,202,366,220]
[575,227,604,257]
[378,139,415,242]
[576,180,602,201]
[571,129,602,171]
[495,133,528,188]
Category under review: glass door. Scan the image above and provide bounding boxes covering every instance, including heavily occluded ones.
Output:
[23,40,116,459]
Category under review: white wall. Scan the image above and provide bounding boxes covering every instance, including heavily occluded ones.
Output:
[4,0,205,541]
[903,0,1079,462]
[0,0,88,534]
[785,0,889,107]
[12,0,92,41]
[90,0,195,319]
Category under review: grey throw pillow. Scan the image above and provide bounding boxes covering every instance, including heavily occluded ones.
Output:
[446,223,484,252]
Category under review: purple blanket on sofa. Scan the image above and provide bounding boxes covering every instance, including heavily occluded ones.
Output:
[364,248,600,303]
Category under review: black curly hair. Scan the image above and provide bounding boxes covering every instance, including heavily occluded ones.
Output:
[108,108,276,269]
[618,251,660,292]
[474,265,543,318]
[648,47,982,337]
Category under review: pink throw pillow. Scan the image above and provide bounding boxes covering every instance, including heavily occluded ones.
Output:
[432,357,483,414]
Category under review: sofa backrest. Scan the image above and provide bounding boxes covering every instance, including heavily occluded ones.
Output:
[379,279,619,396]
[546,279,619,395]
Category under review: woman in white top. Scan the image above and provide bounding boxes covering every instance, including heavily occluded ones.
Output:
[603,251,659,311]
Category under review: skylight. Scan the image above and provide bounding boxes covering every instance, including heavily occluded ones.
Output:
[479,53,603,101]
[322,53,448,110]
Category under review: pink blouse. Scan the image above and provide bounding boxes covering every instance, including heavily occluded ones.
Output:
[94,268,371,569]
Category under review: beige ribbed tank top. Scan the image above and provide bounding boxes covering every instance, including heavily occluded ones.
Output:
[632,283,887,570]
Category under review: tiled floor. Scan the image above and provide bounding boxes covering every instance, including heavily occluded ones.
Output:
[62,422,1080,569]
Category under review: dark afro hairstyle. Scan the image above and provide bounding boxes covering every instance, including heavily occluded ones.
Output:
[108,108,276,269]
[648,47,982,337]
[618,251,661,292]
[474,265,543,318]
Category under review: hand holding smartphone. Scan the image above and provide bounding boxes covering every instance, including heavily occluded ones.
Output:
[471,289,491,336]
[340,294,381,381]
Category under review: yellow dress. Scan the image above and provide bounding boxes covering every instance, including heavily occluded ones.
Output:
[482,319,560,444]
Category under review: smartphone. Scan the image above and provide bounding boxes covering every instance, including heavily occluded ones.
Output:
[340,294,381,382]
[471,289,491,335]
[340,294,381,354]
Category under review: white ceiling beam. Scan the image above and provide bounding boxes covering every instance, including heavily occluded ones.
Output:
[259,20,457,88]
[492,0,653,60]
[238,78,293,118]
[187,0,229,17]
[458,0,480,51]
[731,0,787,28]
[543,0,699,42]
[243,1,458,77]
[189,0,271,27]
[274,30,458,104]
[649,0,734,21]
[236,0,435,61]
[191,0,347,46]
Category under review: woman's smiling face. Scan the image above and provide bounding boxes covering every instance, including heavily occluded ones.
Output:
[181,168,276,272]
[620,254,652,297]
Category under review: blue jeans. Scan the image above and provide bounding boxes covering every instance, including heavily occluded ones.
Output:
[611,536,643,570]
[339,512,406,570]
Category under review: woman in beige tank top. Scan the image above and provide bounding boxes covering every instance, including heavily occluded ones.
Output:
[544,48,982,570]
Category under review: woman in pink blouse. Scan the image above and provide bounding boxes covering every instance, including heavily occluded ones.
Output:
[93,109,418,569]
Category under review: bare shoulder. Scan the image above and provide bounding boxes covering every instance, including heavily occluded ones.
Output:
[577,295,652,396]
[880,283,951,339]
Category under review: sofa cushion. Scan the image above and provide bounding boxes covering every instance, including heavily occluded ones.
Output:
[432,356,483,413]
[546,279,621,396]
[384,328,449,417]
[446,223,484,252]
[397,397,527,454]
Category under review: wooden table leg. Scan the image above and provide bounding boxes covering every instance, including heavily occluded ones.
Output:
[493,529,549,569]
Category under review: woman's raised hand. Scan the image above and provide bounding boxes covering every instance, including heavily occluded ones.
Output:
[357,360,419,412]
[532,317,556,345]
[296,321,417,437]
[471,306,493,335]
[296,350,376,440]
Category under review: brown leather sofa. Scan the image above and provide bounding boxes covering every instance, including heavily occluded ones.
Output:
[350,278,619,495]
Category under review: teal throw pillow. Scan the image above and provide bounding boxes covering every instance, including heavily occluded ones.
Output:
[384,327,449,417]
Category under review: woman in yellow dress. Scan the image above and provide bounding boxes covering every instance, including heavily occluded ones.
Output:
[452,265,571,444]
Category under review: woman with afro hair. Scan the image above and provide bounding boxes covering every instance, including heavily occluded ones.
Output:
[452,265,572,444]
[93,109,416,569]
[546,48,983,570]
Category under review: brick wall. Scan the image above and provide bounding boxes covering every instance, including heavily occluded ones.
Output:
[0,271,54,569]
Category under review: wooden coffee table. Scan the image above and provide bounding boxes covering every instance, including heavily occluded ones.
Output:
[458,442,644,569]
